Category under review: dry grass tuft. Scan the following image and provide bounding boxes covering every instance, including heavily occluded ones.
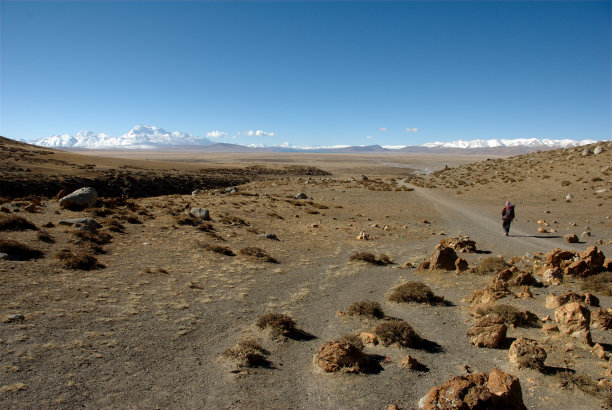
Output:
[474,304,539,327]
[0,214,38,231]
[373,321,422,348]
[581,272,612,296]
[197,222,215,232]
[256,312,297,336]
[349,252,393,265]
[239,247,278,263]
[72,229,112,245]
[0,239,44,260]
[474,257,510,275]
[388,281,444,305]
[102,218,125,233]
[340,333,365,350]
[55,249,103,270]
[347,301,385,319]
[557,371,603,397]
[219,214,249,226]
[203,243,235,256]
[222,339,270,368]
[37,230,55,243]
[176,215,199,226]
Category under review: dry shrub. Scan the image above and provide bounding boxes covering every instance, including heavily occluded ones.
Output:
[581,272,612,296]
[55,249,102,270]
[347,301,385,319]
[340,333,365,350]
[373,321,422,348]
[388,281,443,305]
[90,207,114,217]
[206,231,225,241]
[102,218,125,233]
[239,247,278,263]
[203,243,235,256]
[126,215,141,224]
[176,215,199,226]
[350,252,393,265]
[37,230,55,243]
[141,267,169,274]
[557,371,603,397]
[0,214,38,231]
[256,313,296,336]
[0,239,44,260]
[219,214,248,226]
[72,229,112,244]
[474,304,538,327]
[197,222,214,232]
[475,257,510,275]
[222,339,270,368]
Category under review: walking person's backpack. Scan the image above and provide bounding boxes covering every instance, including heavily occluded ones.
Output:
[503,204,515,221]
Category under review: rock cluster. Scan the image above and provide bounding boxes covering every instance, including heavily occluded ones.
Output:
[435,235,477,253]
[538,246,607,278]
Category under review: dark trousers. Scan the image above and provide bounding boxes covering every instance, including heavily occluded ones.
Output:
[502,219,512,234]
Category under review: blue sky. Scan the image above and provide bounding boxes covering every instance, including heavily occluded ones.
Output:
[1,1,610,147]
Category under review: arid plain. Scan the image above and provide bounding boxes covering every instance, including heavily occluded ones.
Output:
[1,137,611,408]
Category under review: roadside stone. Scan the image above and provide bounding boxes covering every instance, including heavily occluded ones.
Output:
[0,206,10,213]
[545,249,576,268]
[555,302,592,345]
[541,268,563,285]
[399,354,421,370]
[188,208,210,220]
[428,247,458,270]
[508,338,547,370]
[315,341,367,373]
[564,234,579,243]
[469,282,512,305]
[467,314,507,348]
[59,187,98,209]
[295,192,308,199]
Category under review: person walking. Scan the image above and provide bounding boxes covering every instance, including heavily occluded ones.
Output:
[502,201,515,236]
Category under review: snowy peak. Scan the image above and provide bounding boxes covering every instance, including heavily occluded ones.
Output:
[421,138,596,149]
[35,125,213,149]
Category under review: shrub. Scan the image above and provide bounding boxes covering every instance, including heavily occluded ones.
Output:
[197,222,214,232]
[0,239,44,260]
[222,339,270,368]
[350,252,393,265]
[340,334,365,350]
[219,214,248,226]
[581,272,612,296]
[55,249,102,270]
[474,257,510,275]
[72,229,112,244]
[388,281,443,305]
[256,313,296,336]
[474,304,538,327]
[176,215,199,226]
[239,247,278,263]
[102,218,125,233]
[0,215,38,231]
[347,301,385,319]
[37,230,55,243]
[203,244,235,256]
[373,321,422,348]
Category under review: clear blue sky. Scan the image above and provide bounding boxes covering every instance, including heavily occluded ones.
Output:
[1,1,610,147]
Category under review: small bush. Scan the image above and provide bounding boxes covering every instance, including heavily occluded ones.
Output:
[340,333,364,350]
[475,257,510,275]
[72,229,112,245]
[222,339,270,368]
[176,215,199,226]
[90,207,114,217]
[347,301,385,319]
[0,215,38,231]
[37,230,55,243]
[197,222,214,232]
[474,304,538,327]
[581,272,612,296]
[239,247,278,263]
[557,371,602,396]
[55,249,102,270]
[102,218,125,233]
[388,281,443,305]
[0,239,44,260]
[203,244,235,256]
[350,252,393,265]
[373,321,422,348]
[219,214,248,226]
[256,312,296,336]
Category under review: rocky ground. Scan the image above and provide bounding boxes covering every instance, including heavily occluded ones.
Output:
[1,138,611,408]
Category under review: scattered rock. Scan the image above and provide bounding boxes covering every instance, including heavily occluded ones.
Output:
[517,286,533,299]
[594,145,604,155]
[359,332,378,346]
[295,192,308,199]
[592,343,606,359]
[469,281,512,305]
[555,302,592,345]
[538,227,548,233]
[421,368,526,410]
[24,203,37,213]
[591,308,612,330]
[582,147,593,156]
[58,218,101,229]
[314,341,367,373]
[428,247,458,270]
[436,235,477,253]
[356,231,370,240]
[191,189,201,196]
[467,314,507,348]
[4,313,25,323]
[510,271,539,287]
[494,268,513,282]
[541,323,559,335]
[59,187,98,209]
[564,234,579,243]
[508,338,547,370]
[399,354,422,370]
[541,268,563,285]
[455,257,469,273]
[188,208,210,220]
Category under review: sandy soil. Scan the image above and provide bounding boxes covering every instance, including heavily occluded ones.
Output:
[1,140,611,408]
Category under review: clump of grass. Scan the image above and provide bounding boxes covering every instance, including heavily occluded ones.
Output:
[176,215,199,226]
[72,229,112,244]
[0,214,38,231]
[141,267,169,274]
[373,321,423,348]
[581,272,612,296]
[388,281,444,305]
[0,239,44,260]
[239,247,278,263]
[55,249,102,270]
[219,214,249,226]
[350,252,393,265]
[347,301,385,319]
[256,312,297,336]
[474,304,538,327]
[126,215,141,224]
[340,333,365,350]
[197,222,214,232]
[474,257,510,275]
[203,243,235,256]
[222,339,270,368]
[37,230,55,243]
[90,207,114,217]
[557,371,602,397]
[102,218,125,233]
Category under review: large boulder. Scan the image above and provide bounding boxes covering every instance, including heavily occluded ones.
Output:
[591,308,612,330]
[421,368,526,410]
[429,247,458,270]
[555,302,592,345]
[564,234,579,243]
[59,187,98,209]
[508,338,547,370]
[545,249,576,268]
[580,246,606,273]
[188,208,210,221]
[314,341,367,373]
[467,314,507,348]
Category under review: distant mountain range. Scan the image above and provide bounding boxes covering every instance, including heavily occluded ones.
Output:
[31,125,599,154]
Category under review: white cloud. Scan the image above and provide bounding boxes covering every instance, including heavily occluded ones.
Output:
[405,128,418,133]
[366,135,373,139]
[280,142,289,147]
[379,127,387,132]
[246,130,275,137]
[206,130,228,138]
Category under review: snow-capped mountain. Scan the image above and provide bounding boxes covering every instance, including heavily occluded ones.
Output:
[421,138,596,149]
[35,125,213,149]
